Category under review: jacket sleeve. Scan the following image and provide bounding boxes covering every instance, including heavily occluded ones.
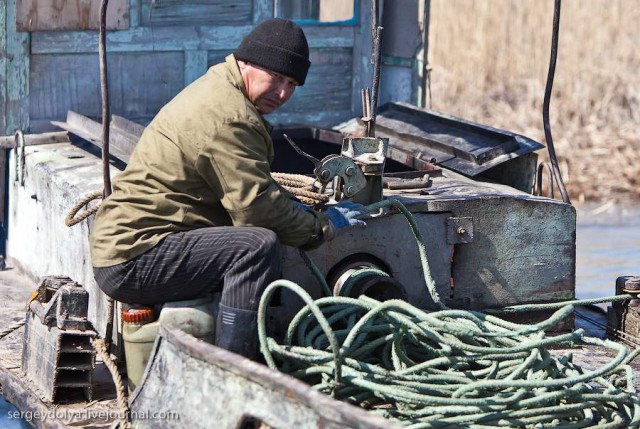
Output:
[195,118,329,248]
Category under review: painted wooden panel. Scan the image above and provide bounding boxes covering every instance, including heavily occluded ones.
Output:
[140,0,252,27]
[29,52,185,132]
[207,48,354,127]
[1,0,7,134]
[253,0,273,23]
[31,24,355,54]
[5,0,30,135]
[207,50,230,68]
[16,0,129,31]
[277,48,353,115]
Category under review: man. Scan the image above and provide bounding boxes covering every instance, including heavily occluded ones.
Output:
[89,18,364,358]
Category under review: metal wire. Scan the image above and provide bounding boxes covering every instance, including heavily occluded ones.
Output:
[543,0,571,204]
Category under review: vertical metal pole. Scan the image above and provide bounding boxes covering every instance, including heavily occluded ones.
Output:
[369,26,383,137]
[421,0,432,109]
[99,0,112,198]
[542,0,570,204]
[99,0,116,354]
[370,0,379,62]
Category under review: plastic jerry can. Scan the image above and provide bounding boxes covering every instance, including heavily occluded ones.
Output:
[122,296,216,392]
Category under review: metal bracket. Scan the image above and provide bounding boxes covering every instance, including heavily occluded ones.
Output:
[315,154,367,198]
[29,275,91,330]
[446,217,474,244]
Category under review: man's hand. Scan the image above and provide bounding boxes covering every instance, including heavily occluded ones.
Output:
[324,201,366,240]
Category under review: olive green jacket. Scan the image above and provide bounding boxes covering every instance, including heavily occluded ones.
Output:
[90,54,327,267]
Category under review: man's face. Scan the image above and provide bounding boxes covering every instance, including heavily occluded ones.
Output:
[239,62,299,114]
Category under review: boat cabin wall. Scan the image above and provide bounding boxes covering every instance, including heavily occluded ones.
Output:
[1,0,429,136]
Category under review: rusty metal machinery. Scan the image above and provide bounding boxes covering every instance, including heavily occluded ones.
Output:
[22,275,96,402]
[267,106,574,338]
[283,133,388,204]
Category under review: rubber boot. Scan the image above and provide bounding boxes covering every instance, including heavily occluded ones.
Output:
[215,303,258,359]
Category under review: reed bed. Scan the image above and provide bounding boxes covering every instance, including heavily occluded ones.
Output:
[426,0,640,202]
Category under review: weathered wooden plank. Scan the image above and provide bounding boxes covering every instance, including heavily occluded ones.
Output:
[6,0,30,134]
[131,326,401,429]
[32,26,203,54]
[269,109,353,128]
[29,52,184,128]
[129,0,141,28]
[352,0,372,118]
[1,0,7,134]
[184,50,208,86]
[278,48,353,114]
[51,111,136,163]
[16,0,129,31]
[0,131,69,149]
[31,24,354,54]
[253,0,273,23]
[207,50,230,68]
[140,0,252,27]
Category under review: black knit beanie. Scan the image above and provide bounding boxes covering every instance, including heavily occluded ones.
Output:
[235,18,311,86]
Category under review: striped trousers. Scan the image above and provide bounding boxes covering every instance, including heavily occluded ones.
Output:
[93,227,281,310]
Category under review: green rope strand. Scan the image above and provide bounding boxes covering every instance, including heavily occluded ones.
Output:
[257,198,640,427]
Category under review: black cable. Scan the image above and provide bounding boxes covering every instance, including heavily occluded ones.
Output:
[99,0,112,198]
[542,0,571,204]
[99,0,116,355]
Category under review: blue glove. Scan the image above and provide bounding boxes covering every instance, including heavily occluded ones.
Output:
[324,201,366,240]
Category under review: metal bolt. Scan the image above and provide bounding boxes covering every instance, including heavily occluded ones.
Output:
[319,169,331,181]
[345,186,354,196]
[345,166,355,176]
[457,227,467,235]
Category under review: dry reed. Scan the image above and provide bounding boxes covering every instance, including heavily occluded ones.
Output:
[427,0,640,202]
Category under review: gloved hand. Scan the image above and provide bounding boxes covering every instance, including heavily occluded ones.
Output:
[324,201,366,240]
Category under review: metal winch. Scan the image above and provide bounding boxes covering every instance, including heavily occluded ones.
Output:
[284,133,388,204]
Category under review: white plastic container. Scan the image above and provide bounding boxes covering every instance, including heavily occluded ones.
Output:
[122,296,217,391]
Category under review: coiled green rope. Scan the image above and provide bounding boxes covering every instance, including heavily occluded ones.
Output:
[257,198,640,428]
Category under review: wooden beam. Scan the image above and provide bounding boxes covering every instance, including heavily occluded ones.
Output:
[31,25,355,54]
[16,0,129,31]
[1,0,7,134]
[253,0,273,23]
[6,0,30,134]
[184,50,208,87]
[51,111,140,164]
[0,131,69,149]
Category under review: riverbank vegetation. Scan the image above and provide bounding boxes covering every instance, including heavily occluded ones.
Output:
[427,0,639,203]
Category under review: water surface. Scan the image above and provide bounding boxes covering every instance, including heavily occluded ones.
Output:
[575,203,640,299]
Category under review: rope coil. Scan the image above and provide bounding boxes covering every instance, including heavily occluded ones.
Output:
[258,198,640,428]
[272,172,329,206]
[64,173,328,227]
[64,190,104,227]
[91,338,131,429]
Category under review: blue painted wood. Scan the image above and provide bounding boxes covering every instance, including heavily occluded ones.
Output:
[184,50,208,86]
[351,0,373,117]
[6,0,29,134]
[31,25,354,54]
[207,50,231,68]
[129,0,141,28]
[29,52,185,132]
[1,0,7,134]
[140,0,252,27]
[277,48,353,114]
[11,0,384,133]
[253,0,273,23]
